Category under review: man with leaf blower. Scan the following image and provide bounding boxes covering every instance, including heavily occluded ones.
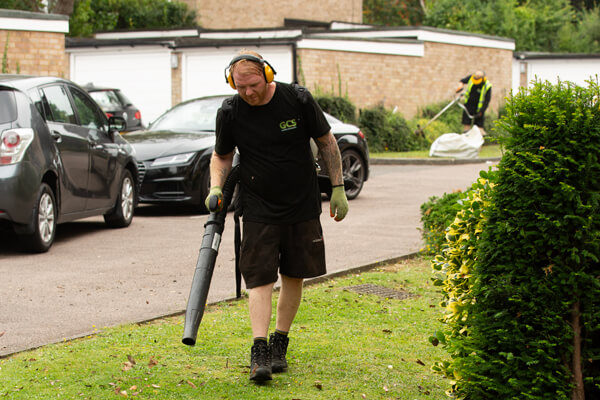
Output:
[205,50,348,383]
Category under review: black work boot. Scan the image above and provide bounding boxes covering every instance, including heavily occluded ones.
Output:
[269,332,289,373]
[249,340,272,382]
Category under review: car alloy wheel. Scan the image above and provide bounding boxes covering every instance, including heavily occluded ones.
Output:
[341,149,366,200]
[20,183,57,253]
[38,191,56,244]
[104,170,135,228]
[120,175,134,222]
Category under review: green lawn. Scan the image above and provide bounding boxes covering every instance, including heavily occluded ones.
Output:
[372,144,503,159]
[0,257,450,399]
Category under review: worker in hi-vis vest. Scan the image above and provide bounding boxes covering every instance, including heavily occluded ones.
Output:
[456,70,492,136]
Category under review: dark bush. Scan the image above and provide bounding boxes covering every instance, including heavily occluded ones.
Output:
[315,95,357,124]
[420,190,466,255]
[435,79,600,399]
[358,106,423,152]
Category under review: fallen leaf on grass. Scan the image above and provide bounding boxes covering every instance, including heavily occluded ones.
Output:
[187,381,197,388]
[416,359,425,366]
[148,356,158,368]
[127,355,136,365]
[122,361,135,371]
[151,384,160,388]
[314,380,323,390]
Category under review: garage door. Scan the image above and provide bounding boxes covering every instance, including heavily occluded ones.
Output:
[182,45,294,101]
[69,47,172,126]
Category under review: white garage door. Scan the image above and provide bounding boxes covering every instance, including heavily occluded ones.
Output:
[182,45,294,101]
[69,47,172,125]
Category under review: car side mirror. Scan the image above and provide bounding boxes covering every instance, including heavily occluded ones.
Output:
[108,116,126,139]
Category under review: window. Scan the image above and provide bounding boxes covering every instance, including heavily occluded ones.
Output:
[0,90,17,124]
[70,87,107,130]
[41,85,77,124]
[89,90,122,112]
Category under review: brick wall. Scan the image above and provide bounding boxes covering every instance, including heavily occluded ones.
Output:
[191,0,362,29]
[298,42,513,118]
[0,30,68,77]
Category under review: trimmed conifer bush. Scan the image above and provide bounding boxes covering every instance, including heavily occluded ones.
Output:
[431,79,600,399]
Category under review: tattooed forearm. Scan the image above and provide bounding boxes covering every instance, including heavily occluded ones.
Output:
[210,151,233,187]
[316,132,343,186]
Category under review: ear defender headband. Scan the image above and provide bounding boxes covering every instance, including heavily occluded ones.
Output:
[224,54,276,89]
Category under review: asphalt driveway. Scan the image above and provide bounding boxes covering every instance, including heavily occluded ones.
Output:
[0,161,497,357]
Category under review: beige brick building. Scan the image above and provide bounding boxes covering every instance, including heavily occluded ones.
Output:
[0,9,69,77]
[0,7,515,122]
[297,39,513,117]
[179,0,362,29]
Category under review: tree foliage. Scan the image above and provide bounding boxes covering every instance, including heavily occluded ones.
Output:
[363,0,600,52]
[69,0,196,37]
[363,0,426,26]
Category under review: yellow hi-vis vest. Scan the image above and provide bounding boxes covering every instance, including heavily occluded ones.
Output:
[464,77,492,113]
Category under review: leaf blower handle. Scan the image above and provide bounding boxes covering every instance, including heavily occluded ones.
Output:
[208,195,222,213]
[205,186,223,213]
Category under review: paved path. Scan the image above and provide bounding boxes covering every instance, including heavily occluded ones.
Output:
[0,160,497,357]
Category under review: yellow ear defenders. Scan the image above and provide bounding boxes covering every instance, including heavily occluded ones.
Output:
[224,54,276,89]
[471,72,486,85]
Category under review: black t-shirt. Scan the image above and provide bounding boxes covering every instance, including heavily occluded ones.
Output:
[215,82,331,224]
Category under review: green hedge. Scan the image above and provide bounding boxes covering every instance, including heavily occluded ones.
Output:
[426,79,600,399]
[315,95,357,124]
[357,106,427,152]
[420,190,467,256]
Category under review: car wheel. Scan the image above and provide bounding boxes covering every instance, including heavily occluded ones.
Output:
[20,183,56,253]
[341,149,366,200]
[104,170,135,228]
[198,169,211,213]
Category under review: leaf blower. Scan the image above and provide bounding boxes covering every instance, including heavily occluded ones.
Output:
[182,164,240,346]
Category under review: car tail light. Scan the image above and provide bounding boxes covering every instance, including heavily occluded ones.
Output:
[1,128,35,165]
[106,112,113,118]
[358,130,366,140]
[134,111,141,120]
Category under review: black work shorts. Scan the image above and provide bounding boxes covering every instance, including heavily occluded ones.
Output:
[239,218,326,289]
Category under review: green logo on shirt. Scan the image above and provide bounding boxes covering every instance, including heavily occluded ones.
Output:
[279,119,297,132]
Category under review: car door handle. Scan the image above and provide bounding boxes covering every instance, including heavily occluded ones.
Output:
[51,131,62,143]
[88,138,104,150]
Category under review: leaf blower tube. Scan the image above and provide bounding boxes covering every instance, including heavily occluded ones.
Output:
[182,165,240,346]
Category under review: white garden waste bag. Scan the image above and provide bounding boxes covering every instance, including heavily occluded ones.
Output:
[429,125,484,159]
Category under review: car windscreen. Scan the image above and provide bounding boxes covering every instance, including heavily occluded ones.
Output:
[0,89,17,124]
[89,90,122,111]
[150,97,224,132]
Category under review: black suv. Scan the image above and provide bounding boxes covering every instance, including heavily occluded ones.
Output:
[0,75,138,252]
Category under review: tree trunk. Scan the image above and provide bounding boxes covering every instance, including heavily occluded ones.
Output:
[571,300,585,400]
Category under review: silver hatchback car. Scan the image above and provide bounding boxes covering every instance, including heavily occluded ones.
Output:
[0,75,138,252]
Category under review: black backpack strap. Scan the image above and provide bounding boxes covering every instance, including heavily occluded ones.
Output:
[234,209,242,298]
[292,83,310,104]
[219,95,238,122]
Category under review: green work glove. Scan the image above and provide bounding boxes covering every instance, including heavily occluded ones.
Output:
[204,186,223,212]
[330,185,349,222]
